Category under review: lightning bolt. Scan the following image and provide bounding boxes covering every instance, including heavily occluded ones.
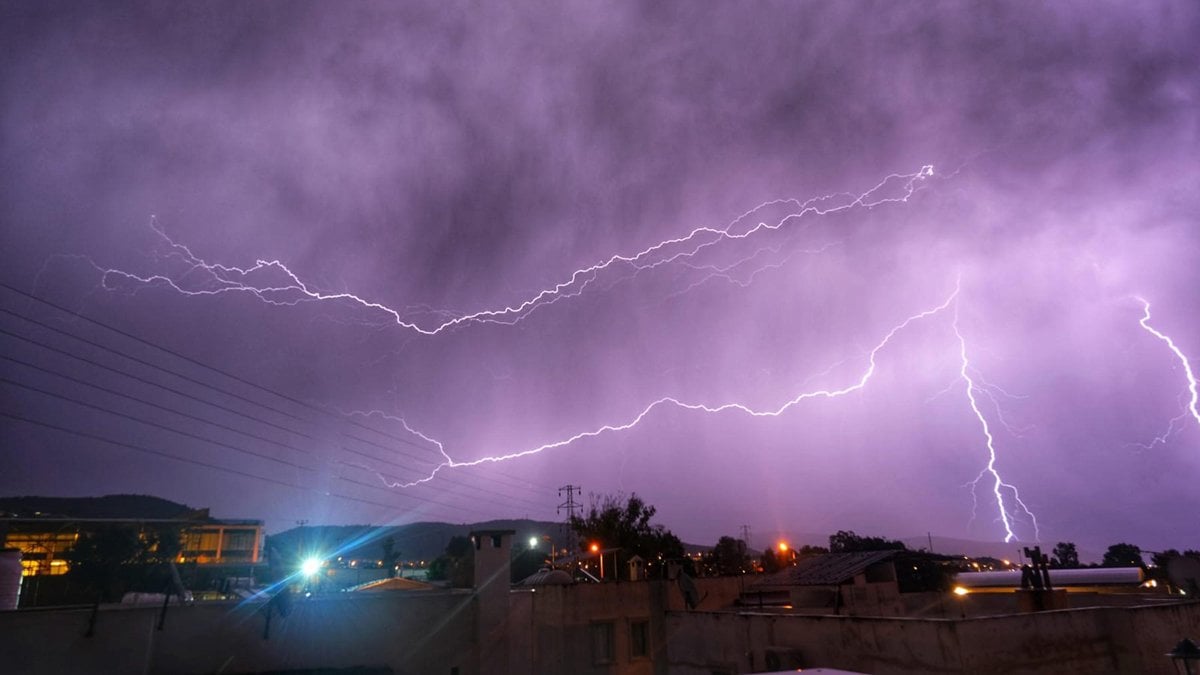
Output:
[348,285,956,487]
[954,301,1039,543]
[64,162,1045,541]
[1136,297,1200,432]
[336,278,1035,541]
[87,166,934,335]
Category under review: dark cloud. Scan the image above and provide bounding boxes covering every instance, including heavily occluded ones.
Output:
[2,1,1197,553]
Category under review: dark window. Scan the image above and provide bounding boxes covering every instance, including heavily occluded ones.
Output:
[591,621,615,664]
[630,619,649,658]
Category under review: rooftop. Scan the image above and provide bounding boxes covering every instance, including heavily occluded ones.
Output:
[753,551,899,588]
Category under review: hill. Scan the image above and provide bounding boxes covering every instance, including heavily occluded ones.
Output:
[267,518,716,562]
[0,494,197,520]
[266,519,573,562]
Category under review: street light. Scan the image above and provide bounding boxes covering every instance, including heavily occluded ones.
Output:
[529,536,539,549]
[300,557,322,578]
[1167,638,1200,675]
[589,543,604,580]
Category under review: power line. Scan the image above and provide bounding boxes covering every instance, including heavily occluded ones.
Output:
[337,459,550,511]
[2,289,562,493]
[2,283,464,455]
[0,356,538,515]
[1,410,307,491]
[0,346,539,517]
[0,325,315,441]
[336,470,551,517]
[0,285,555,514]
[0,353,315,458]
[0,411,509,522]
[0,306,307,424]
[0,376,316,473]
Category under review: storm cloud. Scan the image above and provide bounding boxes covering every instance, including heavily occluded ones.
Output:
[2,1,1198,553]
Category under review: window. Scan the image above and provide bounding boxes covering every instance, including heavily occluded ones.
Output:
[630,619,650,658]
[590,621,614,664]
[5,531,77,576]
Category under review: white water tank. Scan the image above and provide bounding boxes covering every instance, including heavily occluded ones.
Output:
[955,567,1144,588]
[0,549,22,610]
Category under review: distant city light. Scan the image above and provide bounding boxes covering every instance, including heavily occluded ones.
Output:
[300,557,322,577]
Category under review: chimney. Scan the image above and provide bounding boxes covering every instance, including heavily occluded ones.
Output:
[470,530,514,670]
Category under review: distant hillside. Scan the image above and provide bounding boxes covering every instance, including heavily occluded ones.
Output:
[267,518,715,562]
[899,534,1105,566]
[266,519,571,562]
[750,530,1103,564]
[0,494,197,519]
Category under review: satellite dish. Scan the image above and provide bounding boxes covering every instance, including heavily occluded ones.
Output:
[1167,556,1200,594]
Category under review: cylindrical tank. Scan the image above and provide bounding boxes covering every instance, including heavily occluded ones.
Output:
[955,567,1144,588]
[0,549,23,610]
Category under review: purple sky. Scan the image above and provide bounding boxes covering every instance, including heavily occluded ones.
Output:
[2,1,1198,554]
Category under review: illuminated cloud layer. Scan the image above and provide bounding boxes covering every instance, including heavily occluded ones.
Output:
[2,1,1197,551]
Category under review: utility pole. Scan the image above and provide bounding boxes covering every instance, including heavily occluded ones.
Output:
[557,485,581,561]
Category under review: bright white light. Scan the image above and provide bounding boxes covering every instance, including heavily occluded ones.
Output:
[300,557,322,577]
[529,537,539,549]
[953,586,969,596]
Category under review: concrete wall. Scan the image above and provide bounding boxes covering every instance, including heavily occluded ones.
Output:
[0,591,477,675]
[665,601,1200,675]
[0,574,745,675]
[510,576,744,675]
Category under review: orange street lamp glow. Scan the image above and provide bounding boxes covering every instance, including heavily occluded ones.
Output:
[590,543,600,553]
[777,542,789,553]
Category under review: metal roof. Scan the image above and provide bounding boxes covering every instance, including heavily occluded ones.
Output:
[518,568,574,586]
[751,550,899,588]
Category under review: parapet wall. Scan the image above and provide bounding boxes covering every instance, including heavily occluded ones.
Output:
[0,591,476,675]
[666,600,1200,674]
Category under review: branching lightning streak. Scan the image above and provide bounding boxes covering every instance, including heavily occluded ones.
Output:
[954,301,1039,543]
[1136,298,1200,431]
[353,285,933,461]
[88,166,934,335]
[665,240,844,299]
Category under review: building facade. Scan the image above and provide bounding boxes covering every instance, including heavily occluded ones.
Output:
[0,516,263,578]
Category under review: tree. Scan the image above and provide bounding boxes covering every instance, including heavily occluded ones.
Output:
[427,535,473,587]
[66,524,179,603]
[1151,549,1181,569]
[760,548,780,574]
[828,530,906,553]
[1051,541,1080,568]
[570,493,685,577]
[706,536,749,576]
[510,547,549,583]
[1101,542,1144,568]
